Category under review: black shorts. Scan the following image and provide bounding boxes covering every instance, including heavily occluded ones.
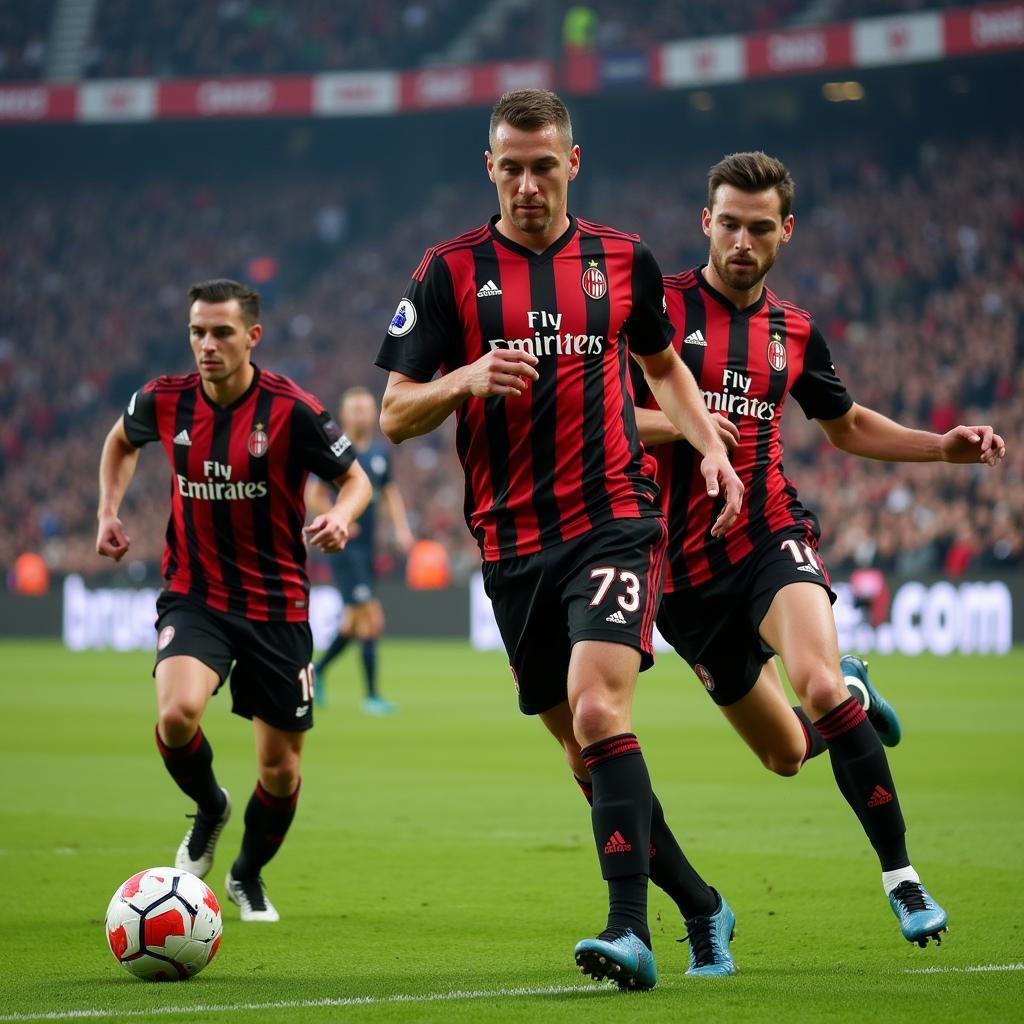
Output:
[481,516,667,716]
[656,526,836,707]
[331,546,375,605]
[154,592,315,732]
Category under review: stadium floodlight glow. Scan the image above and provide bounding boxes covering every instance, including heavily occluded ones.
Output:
[822,81,865,102]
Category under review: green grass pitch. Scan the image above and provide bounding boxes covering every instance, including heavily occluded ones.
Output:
[1,640,1021,1023]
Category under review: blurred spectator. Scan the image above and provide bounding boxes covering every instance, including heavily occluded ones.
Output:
[0,0,50,80]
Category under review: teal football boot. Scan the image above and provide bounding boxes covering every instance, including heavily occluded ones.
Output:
[574,930,657,991]
[889,881,948,947]
[681,890,737,976]
[840,654,902,747]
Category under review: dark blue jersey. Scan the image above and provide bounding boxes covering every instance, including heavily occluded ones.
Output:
[346,441,392,554]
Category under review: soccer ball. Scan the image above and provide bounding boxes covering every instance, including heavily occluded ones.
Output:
[105,867,222,980]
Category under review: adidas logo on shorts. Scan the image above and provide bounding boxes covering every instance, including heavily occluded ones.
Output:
[605,610,628,624]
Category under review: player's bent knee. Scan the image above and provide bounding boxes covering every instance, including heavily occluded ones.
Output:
[157,705,202,746]
[761,749,803,777]
[259,757,300,797]
[572,694,628,747]
[796,668,847,718]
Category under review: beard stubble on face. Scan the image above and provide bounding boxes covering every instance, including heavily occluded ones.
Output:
[712,242,780,292]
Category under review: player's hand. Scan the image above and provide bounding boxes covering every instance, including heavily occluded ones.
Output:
[941,425,1006,467]
[461,348,540,399]
[713,413,740,453]
[701,448,744,538]
[96,514,131,561]
[305,511,351,553]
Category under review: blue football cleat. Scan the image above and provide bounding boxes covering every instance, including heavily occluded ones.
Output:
[840,654,902,747]
[574,930,657,991]
[681,890,737,976]
[362,696,397,715]
[889,881,948,947]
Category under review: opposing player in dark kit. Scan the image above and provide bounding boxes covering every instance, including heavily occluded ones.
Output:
[376,89,744,988]
[310,386,414,713]
[97,279,371,922]
[632,152,1006,954]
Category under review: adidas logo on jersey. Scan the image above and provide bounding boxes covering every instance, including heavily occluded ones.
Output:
[684,329,707,346]
[476,280,502,297]
[173,429,192,446]
[605,610,628,624]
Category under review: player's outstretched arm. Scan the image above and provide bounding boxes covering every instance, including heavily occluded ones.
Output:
[96,418,141,562]
[305,460,372,554]
[633,347,744,537]
[818,404,1006,467]
[380,350,540,443]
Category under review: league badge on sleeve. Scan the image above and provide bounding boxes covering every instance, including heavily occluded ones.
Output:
[767,333,787,372]
[388,299,417,337]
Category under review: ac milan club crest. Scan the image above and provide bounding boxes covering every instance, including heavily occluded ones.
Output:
[582,260,607,300]
[248,424,269,457]
[157,626,175,651]
[695,664,715,692]
[767,333,787,372]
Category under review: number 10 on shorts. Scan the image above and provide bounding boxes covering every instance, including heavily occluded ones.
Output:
[298,663,315,703]
[589,566,641,613]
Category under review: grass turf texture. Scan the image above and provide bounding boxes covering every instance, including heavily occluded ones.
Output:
[0,641,1021,1023]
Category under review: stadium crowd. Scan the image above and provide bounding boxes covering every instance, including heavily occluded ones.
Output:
[74,0,975,80]
[2,127,1020,584]
[0,0,50,80]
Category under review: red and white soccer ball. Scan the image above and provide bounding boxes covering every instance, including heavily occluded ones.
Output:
[105,867,222,981]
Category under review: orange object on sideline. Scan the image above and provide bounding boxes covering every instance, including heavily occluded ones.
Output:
[12,552,49,595]
[405,540,451,590]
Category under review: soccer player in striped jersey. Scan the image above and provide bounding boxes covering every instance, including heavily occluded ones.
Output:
[633,152,1006,951]
[376,89,744,989]
[96,279,371,922]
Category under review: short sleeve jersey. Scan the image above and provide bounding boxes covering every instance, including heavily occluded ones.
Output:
[375,214,673,561]
[123,366,356,621]
[631,268,853,591]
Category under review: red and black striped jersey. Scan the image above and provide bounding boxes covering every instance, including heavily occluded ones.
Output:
[632,268,853,591]
[122,366,356,622]
[375,214,672,562]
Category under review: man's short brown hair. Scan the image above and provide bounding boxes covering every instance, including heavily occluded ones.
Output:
[489,89,573,150]
[188,278,261,326]
[707,152,795,220]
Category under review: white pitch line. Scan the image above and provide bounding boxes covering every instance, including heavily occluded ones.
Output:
[0,983,610,1022]
[904,963,1024,975]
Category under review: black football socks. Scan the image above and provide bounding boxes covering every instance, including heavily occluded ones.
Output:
[155,725,225,816]
[574,777,716,919]
[793,683,868,762]
[815,697,909,870]
[360,639,379,699]
[231,780,300,880]
[580,733,653,946]
[315,632,351,676]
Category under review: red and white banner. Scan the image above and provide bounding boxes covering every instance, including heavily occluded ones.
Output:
[851,12,945,66]
[313,71,399,116]
[0,5,1020,125]
[746,25,852,77]
[660,35,745,87]
[944,2,1024,54]
[78,79,158,121]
